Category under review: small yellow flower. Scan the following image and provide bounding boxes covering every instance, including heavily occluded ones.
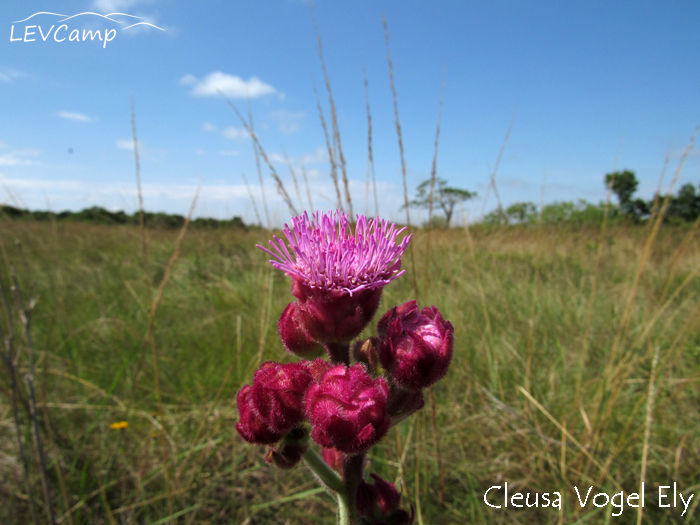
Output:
[110,421,129,430]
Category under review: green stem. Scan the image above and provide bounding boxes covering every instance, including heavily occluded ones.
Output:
[302,448,343,493]
[337,492,352,525]
[340,453,364,525]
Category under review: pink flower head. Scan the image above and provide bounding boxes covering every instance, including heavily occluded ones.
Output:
[259,210,411,295]
[278,302,325,359]
[258,211,412,345]
[356,473,415,525]
[378,301,454,390]
[305,363,390,454]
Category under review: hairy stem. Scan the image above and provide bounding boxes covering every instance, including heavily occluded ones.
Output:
[302,448,343,493]
[340,453,364,525]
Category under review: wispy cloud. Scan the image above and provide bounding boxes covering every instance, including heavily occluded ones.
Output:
[115,139,166,159]
[92,0,148,13]
[0,148,41,166]
[221,127,250,140]
[180,72,276,98]
[203,122,250,141]
[0,69,27,83]
[269,109,305,135]
[57,111,93,122]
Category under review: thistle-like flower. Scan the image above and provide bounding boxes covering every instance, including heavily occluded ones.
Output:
[259,210,411,295]
[377,301,454,390]
[259,211,411,345]
[305,363,390,454]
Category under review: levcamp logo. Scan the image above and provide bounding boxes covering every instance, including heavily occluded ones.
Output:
[10,12,164,48]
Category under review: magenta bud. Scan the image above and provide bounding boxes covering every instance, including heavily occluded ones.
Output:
[321,447,343,472]
[306,357,334,383]
[235,385,284,445]
[266,427,309,470]
[378,302,454,390]
[305,363,390,454]
[278,302,325,358]
[292,280,383,344]
[250,361,313,435]
[357,474,415,524]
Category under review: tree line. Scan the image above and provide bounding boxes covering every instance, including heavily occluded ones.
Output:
[406,171,700,227]
[0,205,247,229]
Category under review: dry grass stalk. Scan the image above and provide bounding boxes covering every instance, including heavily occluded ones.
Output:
[362,60,379,217]
[10,266,56,524]
[248,101,271,228]
[241,173,263,227]
[220,92,298,217]
[0,259,39,525]
[314,84,342,210]
[131,98,149,286]
[637,344,660,525]
[383,15,418,296]
[301,165,314,212]
[311,6,353,217]
[284,151,304,212]
[147,189,199,525]
[422,71,445,299]
[423,71,446,503]
[480,111,516,220]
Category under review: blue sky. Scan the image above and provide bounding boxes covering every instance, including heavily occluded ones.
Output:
[1,0,699,225]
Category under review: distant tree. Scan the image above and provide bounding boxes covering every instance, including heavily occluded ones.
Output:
[505,202,537,224]
[667,183,700,222]
[605,170,638,215]
[404,177,476,228]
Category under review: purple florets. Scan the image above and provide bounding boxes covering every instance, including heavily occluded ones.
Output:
[257,210,411,295]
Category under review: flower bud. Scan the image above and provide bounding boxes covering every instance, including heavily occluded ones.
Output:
[305,363,390,454]
[250,361,313,435]
[235,385,284,445]
[357,474,415,525]
[278,302,325,359]
[292,280,383,344]
[378,302,454,390]
[266,427,309,470]
[352,337,381,373]
[321,447,343,472]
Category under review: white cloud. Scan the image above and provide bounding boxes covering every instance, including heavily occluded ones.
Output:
[92,0,144,12]
[0,140,7,149]
[181,72,276,98]
[222,127,250,140]
[57,111,93,122]
[219,150,239,156]
[202,122,217,132]
[115,139,166,159]
[0,148,41,166]
[0,69,27,83]
[269,147,327,167]
[269,109,305,135]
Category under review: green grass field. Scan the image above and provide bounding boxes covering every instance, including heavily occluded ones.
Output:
[2,219,700,524]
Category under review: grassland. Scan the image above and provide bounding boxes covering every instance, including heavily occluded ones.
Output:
[1,219,700,524]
